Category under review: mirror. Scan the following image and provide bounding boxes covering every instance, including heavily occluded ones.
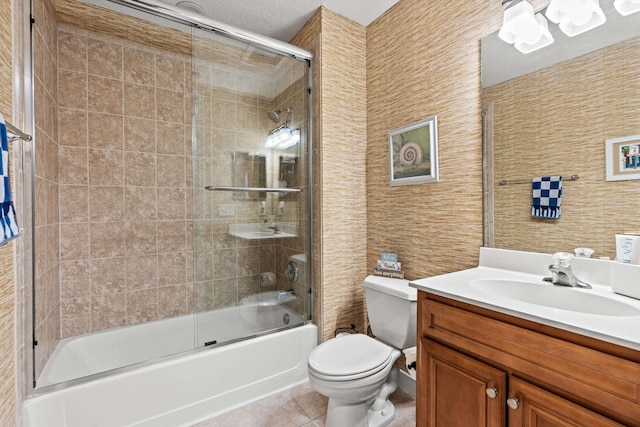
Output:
[482,3,640,259]
[234,151,267,199]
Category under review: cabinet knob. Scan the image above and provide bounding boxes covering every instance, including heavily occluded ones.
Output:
[485,387,499,399]
[507,397,520,410]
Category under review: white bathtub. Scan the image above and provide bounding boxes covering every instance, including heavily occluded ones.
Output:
[24,303,316,426]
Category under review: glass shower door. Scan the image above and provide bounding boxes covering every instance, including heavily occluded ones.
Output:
[191,28,311,348]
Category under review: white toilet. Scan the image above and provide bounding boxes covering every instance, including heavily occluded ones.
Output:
[307,275,417,427]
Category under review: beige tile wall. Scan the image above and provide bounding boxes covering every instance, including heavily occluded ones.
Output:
[33,0,61,384]
[56,24,194,337]
[484,36,640,258]
[53,19,311,347]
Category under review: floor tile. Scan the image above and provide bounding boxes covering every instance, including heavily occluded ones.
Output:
[192,380,415,427]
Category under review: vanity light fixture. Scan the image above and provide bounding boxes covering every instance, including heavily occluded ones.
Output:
[264,107,300,149]
[546,0,606,37]
[498,0,554,54]
[614,0,640,15]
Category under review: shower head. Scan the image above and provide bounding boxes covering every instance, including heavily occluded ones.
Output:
[267,107,292,123]
[267,110,281,123]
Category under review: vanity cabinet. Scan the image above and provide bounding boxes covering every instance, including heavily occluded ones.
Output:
[417,291,640,427]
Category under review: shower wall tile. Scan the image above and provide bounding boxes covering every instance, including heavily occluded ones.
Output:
[60,260,91,299]
[89,186,124,222]
[88,149,123,186]
[58,70,87,110]
[90,258,126,294]
[125,187,157,220]
[213,278,238,309]
[58,108,88,147]
[156,155,185,187]
[88,112,123,149]
[60,223,89,261]
[126,255,158,290]
[90,221,125,258]
[124,117,155,152]
[126,288,158,325]
[124,152,156,186]
[58,30,87,72]
[157,187,186,220]
[124,47,155,85]
[124,82,155,119]
[91,293,126,331]
[156,121,185,155]
[88,39,122,80]
[59,146,88,185]
[88,76,123,114]
[125,220,157,256]
[158,285,187,319]
[59,185,88,223]
[156,89,184,123]
[156,54,184,91]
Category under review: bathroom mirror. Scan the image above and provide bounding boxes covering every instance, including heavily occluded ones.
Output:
[481,3,640,259]
[233,151,267,199]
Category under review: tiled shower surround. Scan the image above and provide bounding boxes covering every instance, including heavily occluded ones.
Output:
[34,18,309,382]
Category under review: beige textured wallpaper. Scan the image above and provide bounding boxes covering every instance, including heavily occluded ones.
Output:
[0,0,16,422]
[484,36,640,258]
[365,1,499,281]
[292,8,368,341]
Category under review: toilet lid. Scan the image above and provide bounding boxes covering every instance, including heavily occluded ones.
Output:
[308,334,393,377]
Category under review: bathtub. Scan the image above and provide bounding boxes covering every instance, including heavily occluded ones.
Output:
[24,302,316,426]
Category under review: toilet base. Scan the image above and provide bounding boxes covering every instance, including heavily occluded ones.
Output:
[325,399,396,427]
[368,400,396,427]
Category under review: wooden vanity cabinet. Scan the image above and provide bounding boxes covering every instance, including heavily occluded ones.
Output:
[417,291,640,427]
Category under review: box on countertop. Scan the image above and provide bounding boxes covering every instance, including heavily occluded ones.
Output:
[610,262,640,300]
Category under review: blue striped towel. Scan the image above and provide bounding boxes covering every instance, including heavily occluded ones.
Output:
[532,176,562,219]
[0,114,20,245]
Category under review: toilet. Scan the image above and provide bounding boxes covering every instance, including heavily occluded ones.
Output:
[307,275,417,427]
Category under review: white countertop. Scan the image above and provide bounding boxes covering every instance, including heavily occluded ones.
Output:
[409,248,640,352]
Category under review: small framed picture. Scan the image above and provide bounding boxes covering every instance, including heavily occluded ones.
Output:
[605,134,640,181]
[389,116,438,186]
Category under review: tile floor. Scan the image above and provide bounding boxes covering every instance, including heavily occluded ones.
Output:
[191,381,416,427]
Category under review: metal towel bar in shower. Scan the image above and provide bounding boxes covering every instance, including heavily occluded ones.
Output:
[4,120,32,142]
[205,186,302,193]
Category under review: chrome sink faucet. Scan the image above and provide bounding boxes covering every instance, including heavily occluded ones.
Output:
[267,225,281,234]
[544,252,592,289]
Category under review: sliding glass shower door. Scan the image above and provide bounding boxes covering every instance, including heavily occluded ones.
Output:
[191,28,311,348]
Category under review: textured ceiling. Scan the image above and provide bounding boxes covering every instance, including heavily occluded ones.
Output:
[162,0,401,42]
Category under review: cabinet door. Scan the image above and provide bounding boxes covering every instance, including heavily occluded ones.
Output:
[507,377,625,427]
[419,339,506,427]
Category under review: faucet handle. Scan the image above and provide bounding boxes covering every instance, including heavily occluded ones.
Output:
[552,252,574,267]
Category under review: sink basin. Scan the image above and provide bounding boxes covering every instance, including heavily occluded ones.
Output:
[470,279,640,317]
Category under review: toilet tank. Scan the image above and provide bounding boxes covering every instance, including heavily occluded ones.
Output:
[363,275,417,349]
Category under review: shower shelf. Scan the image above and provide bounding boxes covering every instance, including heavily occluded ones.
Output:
[205,186,302,193]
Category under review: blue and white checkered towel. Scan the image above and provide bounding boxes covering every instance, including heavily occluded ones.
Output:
[532,176,562,219]
[0,114,19,245]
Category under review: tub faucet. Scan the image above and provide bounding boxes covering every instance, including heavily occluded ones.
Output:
[544,252,592,289]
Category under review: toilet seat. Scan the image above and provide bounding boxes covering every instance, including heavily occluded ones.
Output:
[308,334,394,381]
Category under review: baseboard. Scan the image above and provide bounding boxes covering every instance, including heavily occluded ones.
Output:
[397,369,416,397]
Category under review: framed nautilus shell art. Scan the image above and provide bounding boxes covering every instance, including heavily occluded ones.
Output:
[388,116,438,186]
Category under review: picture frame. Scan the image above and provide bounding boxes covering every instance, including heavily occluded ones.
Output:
[389,116,438,186]
[605,134,640,181]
